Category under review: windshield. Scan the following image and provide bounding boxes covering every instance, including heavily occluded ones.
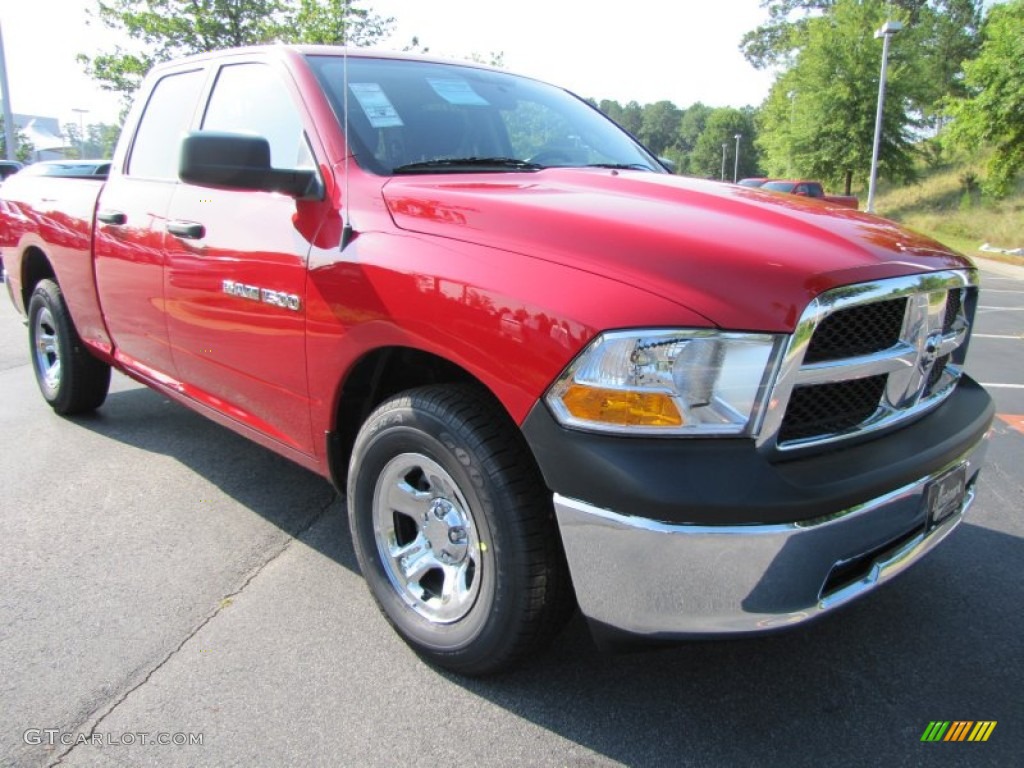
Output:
[306,55,663,176]
[761,181,796,193]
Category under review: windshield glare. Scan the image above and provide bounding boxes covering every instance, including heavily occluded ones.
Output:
[307,55,662,175]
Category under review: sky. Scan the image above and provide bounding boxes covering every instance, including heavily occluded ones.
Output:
[1,0,778,130]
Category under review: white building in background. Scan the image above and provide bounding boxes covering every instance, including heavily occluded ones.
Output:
[13,113,70,161]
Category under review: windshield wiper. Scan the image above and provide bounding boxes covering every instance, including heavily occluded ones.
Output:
[582,163,657,172]
[392,157,543,174]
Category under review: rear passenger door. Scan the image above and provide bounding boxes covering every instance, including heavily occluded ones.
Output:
[94,68,205,377]
[163,61,326,456]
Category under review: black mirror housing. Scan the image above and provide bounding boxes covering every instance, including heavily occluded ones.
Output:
[179,132,321,199]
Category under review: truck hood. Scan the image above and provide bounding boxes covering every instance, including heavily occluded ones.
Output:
[381,170,971,331]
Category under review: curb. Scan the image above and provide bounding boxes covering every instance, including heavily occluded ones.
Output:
[970,255,1024,281]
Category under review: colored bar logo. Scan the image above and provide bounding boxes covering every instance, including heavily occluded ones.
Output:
[921,721,997,742]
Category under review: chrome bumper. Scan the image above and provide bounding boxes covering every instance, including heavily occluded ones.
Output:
[554,440,987,637]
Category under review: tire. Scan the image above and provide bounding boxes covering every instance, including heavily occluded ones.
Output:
[347,384,574,675]
[27,279,111,415]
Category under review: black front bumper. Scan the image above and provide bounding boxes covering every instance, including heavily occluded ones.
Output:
[522,376,994,527]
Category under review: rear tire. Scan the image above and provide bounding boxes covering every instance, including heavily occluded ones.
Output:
[347,384,573,675]
[28,279,111,415]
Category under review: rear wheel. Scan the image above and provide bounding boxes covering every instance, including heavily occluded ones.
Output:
[28,279,111,415]
[347,384,573,675]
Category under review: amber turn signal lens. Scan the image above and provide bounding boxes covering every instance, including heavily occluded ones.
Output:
[560,384,684,427]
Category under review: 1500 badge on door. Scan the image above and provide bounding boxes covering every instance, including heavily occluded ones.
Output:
[222,280,301,311]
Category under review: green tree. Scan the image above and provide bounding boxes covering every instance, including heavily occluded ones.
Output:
[948,0,1024,197]
[671,103,713,175]
[618,101,644,137]
[755,0,920,193]
[463,51,504,67]
[741,0,982,124]
[677,103,712,154]
[638,100,682,157]
[915,0,983,124]
[80,1,395,98]
[742,1,939,70]
[291,0,393,44]
[0,117,33,162]
[597,99,623,124]
[62,122,122,159]
[690,108,760,180]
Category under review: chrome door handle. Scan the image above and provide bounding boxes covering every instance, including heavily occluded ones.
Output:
[97,210,127,225]
[166,220,206,239]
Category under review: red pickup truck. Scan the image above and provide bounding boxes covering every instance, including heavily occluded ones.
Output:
[761,179,860,209]
[1,46,992,675]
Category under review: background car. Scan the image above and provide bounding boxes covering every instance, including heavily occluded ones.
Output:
[17,160,111,178]
[0,161,24,182]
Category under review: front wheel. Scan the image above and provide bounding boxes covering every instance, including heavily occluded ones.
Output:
[347,385,573,675]
[28,279,111,415]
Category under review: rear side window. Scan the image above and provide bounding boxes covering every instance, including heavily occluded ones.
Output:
[201,63,313,170]
[127,69,205,180]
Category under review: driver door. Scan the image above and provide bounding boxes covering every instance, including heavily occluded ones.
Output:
[163,61,326,456]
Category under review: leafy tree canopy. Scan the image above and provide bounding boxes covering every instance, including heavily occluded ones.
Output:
[594,99,762,177]
[0,117,34,163]
[690,108,760,180]
[62,122,122,160]
[677,103,713,155]
[80,1,397,98]
[741,0,982,124]
[637,100,683,157]
[948,0,1024,196]
[756,0,925,192]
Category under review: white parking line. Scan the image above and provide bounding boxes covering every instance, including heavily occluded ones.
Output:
[981,289,1024,294]
[978,307,1024,312]
[974,334,1023,340]
[981,383,1024,389]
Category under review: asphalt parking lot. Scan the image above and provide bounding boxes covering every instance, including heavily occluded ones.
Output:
[1,259,1022,768]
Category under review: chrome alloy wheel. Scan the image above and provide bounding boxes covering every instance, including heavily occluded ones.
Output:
[372,453,483,624]
[32,305,61,398]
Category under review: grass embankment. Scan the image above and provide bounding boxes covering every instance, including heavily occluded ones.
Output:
[872,158,1024,266]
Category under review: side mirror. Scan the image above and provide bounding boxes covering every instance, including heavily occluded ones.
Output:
[179,132,321,199]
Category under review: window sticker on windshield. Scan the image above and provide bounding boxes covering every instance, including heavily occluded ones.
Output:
[349,83,404,128]
[427,78,490,106]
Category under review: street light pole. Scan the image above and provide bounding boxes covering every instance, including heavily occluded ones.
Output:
[721,142,727,181]
[866,20,902,214]
[733,133,742,183]
[0,22,17,161]
[72,108,89,159]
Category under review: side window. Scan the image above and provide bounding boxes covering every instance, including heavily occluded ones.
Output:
[202,63,313,170]
[128,70,205,179]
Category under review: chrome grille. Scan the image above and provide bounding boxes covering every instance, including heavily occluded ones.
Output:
[943,289,962,332]
[804,298,907,363]
[760,271,976,452]
[779,376,887,443]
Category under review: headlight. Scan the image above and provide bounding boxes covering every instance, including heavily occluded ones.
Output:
[545,329,782,436]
